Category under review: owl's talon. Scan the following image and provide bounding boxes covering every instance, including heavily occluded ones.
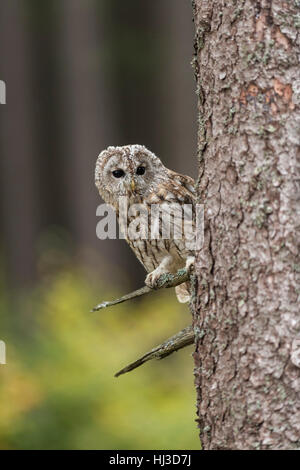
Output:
[145,270,164,289]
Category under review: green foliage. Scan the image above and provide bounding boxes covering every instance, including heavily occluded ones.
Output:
[0,269,199,449]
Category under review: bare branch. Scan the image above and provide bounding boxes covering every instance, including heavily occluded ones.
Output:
[91,267,194,377]
[91,285,151,312]
[115,325,194,377]
[91,267,189,312]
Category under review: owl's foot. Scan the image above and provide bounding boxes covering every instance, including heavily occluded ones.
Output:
[145,256,195,289]
[145,267,168,289]
[145,255,176,289]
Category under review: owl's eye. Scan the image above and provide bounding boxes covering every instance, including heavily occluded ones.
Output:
[112,169,125,178]
[136,166,146,176]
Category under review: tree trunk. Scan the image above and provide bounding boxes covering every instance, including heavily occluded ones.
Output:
[191,0,300,450]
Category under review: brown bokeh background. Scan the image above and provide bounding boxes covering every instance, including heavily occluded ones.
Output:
[0,0,196,290]
[0,0,198,450]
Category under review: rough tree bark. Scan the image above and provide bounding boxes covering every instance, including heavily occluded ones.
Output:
[191,1,300,450]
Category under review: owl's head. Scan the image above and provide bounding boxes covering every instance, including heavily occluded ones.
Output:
[95,144,167,203]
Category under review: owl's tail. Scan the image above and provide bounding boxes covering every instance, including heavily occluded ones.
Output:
[175,282,191,303]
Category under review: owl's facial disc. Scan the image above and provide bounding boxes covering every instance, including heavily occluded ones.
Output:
[111,168,137,193]
[95,145,167,202]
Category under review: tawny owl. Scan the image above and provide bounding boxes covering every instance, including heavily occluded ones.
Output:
[95,144,196,303]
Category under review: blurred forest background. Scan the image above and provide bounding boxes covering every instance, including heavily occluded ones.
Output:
[0,0,198,449]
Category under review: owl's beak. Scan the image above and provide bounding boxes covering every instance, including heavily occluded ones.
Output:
[130,179,136,191]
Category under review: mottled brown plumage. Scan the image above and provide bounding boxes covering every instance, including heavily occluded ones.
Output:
[95,145,195,302]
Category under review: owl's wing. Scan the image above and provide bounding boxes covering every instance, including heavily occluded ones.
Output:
[162,170,196,304]
[165,170,196,240]
[148,169,196,241]
[165,169,196,204]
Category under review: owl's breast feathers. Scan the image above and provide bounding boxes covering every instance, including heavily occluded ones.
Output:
[122,171,196,274]
[146,170,196,206]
